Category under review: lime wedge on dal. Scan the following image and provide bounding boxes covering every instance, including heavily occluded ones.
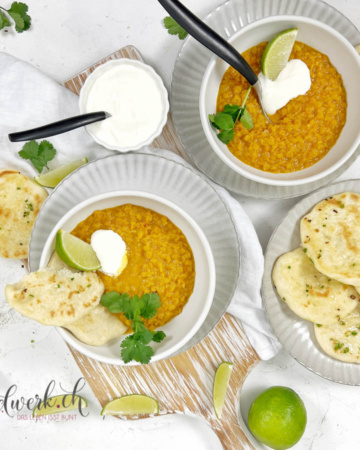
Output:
[35,158,88,188]
[33,394,87,417]
[261,28,298,80]
[55,229,101,271]
[101,395,159,416]
[213,361,234,419]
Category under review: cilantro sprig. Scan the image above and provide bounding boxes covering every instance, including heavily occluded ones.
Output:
[163,16,188,40]
[18,140,56,173]
[209,86,253,144]
[101,292,166,364]
[0,2,31,33]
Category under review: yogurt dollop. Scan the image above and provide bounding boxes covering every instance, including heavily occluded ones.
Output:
[84,62,166,149]
[90,230,128,277]
[258,59,311,115]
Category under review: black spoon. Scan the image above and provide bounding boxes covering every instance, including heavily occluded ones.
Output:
[158,0,271,122]
[8,111,111,142]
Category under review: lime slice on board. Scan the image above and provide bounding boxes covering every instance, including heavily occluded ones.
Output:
[261,28,298,80]
[213,361,234,419]
[101,394,159,416]
[33,395,87,417]
[35,158,88,188]
[55,229,101,271]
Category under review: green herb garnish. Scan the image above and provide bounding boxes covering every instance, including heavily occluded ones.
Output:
[0,2,31,33]
[163,16,188,40]
[18,140,56,173]
[209,87,253,144]
[101,292,166,364]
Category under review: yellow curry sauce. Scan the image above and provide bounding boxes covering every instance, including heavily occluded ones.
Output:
[217,42,347,173]
[71,204,195,330]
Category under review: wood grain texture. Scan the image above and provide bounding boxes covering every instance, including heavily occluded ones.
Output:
[63,45,260,449]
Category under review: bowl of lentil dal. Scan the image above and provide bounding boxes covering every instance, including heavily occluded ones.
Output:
[200,16,360,186]
[40,191,216,365]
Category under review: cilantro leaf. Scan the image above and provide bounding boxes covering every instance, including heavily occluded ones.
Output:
[100,291,122,307]
[209,86,254,144]
[240,107,254,130]
[101,291,166,364]
[121,332,154,364]
[122,295,141,321]
[7,11,23,30]
[209,114,220,130]
[18,140,56,173]
[101,292,130,313]
[140,293,161,319]
[7,2,31,33]
[217,129,234,144]
[163,16,188,40]
[0,10,11,30]
[152,331,166,343]
[211,112,234,131]
[223,104,241,122]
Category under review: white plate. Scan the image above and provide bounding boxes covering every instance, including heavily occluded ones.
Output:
[39,191,216,365]
[263,179,360,385]
[171,0,360,198]
[29,150,240,362]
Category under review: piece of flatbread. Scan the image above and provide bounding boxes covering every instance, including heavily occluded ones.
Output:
[64,305,127,346]
[272,248,360,324]
[47,251,79,273]
[0,170,48,259]
[300,192,360,285]
[47,251,126,345]
[315,305,360,363]
[5,268,104,326]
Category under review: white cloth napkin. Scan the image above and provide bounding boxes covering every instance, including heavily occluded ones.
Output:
[0,52,281,360]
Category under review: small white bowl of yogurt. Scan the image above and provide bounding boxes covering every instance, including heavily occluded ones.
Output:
[79,59,169,152]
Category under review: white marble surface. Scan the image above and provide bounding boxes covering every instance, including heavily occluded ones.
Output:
[1,0,360,449]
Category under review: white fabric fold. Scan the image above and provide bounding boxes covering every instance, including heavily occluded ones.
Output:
[0,52,281,359]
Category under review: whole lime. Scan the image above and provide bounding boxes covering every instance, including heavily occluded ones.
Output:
[248,386,307,450]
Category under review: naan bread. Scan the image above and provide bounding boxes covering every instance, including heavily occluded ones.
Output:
[64,305,127,346]
[272,248,359,324]
[47,251,79,273]
[315,305,360,363]
[5,268,104,326]
[47,251,126,345]
[300,192,360,285]
[0,170,48,259]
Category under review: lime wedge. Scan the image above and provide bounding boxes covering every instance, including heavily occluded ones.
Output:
[101,394,159,416]
[32,394,87,417]
[35,158,88,188]
[261,28,298,80]
[213,361,234,419]
[55,229,101,271]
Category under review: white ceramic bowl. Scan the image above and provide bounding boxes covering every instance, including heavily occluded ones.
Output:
[200,16,360,186]
[40,191,216,365]
[79,59,169,152]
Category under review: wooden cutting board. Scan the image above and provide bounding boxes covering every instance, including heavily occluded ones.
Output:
[63,46,260,449]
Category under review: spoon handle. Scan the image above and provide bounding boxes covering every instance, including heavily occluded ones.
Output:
[159,0,258,85]
[8,111,109,142]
